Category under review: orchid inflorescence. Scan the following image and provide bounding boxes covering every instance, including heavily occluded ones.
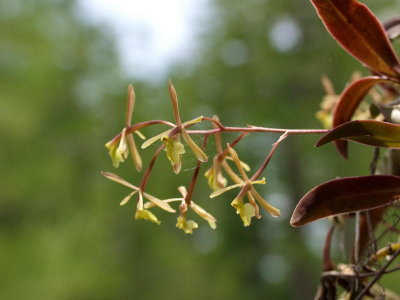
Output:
[102,81,326,234]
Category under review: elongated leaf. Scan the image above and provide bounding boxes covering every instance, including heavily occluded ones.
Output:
[332,77,394,158]
[310,0,400,77]
[316,119,400,149]
[290,175,400,227]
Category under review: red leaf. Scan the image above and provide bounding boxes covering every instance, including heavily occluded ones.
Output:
[316,119,400,149]
[332,77,394,158]
[322,119,400,146]
[290,175,400,227]
[310,0,400,77]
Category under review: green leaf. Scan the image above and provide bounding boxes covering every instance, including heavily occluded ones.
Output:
[310,0,400,77]
[290,175,400,227]
[316,120,400,149]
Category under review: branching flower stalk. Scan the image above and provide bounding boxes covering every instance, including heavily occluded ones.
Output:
[102,82,328,233]
[101,1,400,298]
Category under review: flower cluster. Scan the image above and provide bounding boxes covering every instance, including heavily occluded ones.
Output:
[102,82,285,233]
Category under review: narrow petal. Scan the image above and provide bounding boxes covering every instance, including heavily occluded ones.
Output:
[227,146,249,180]
[251,188,281,217]
[143,191,176,213]
[144,197,182,209]
[221,160,243,184]
[225,156,251,172]
[190,201,217,226]
[116,127,129,160]
[250,178,266,185]
[178,186,188,198]
[141,129,172,149]
[182,116,203,126]
[101,171,139,191]
[169,81,182,125]
[120,190,138,206]
[173,162,182,174]
[181,129,208,162]
[125,84,135,126]
[127,134,142,171]
[134,130,146,140]
[209,182,244,198]
[137,191,144,210]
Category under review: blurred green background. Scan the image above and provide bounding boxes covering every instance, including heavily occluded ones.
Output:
[1,0,400,299]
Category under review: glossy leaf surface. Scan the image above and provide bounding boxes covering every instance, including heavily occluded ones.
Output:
[316,120,400,149]
[332,77,394,158]
[310,0,400,77]
[290,175,400,227]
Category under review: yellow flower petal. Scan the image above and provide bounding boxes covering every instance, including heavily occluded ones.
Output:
[182,116,203,126]
[227,146,248,179]
[181,128,208,162]
[190,201,217,229]
[134,130,146,140]
[225,156,251,172]
[250,187,281,217]
[101,171,140,191]
[105,137,125,168]
[135,209,161,225]
[117,128,129,158]
[142,191,176,213]
[120,190,138,206]
[176,216,198,234]
[209,183,244,198]
[141,129,172,149]
[127,134,142,171]
[162,136,185,166]
[205,157,227,191]
[177,186,187,198]
[231,198,255,227]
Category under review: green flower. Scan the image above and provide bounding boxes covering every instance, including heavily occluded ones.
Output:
[162,136,186,173]
[105,127,129,168]
[135,209,161,225]
[141,82,207,173]
[210,145,280,226]
[101,171,176,225]
[231,198,256,227]
[176,215,198,234]
[204,156,228,191]
[105,84,144,170]
[178,186,217,230]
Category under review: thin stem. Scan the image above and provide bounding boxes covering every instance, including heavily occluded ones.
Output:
[370,148,380,175]
[250,132,289,181]
[322,264,400,279]
[188,127,328,135]
[139,145,164,191]
[354,211,361,292]
[355,248,400,300]
[108,120,176,144]
[185,136,209,205]
[202,116,223,128]
[218,133,248,162]
[323,224,335,271]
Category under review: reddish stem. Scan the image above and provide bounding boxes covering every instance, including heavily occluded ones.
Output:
[139,145,164,191]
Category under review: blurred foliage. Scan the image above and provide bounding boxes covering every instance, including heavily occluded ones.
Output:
[1,0,400,299]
